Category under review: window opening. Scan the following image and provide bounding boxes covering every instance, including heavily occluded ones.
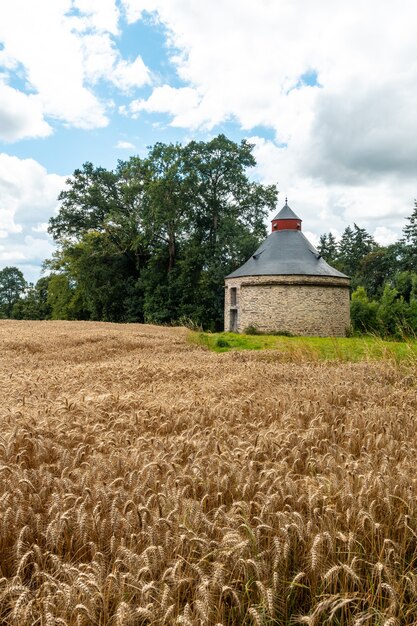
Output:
[230,287,237,306]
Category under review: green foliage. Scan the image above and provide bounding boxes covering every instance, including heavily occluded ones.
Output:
[319,205,417,339]
[317,232,338,265]
[215,337,230,348]
[244,325,294,336]
[12,276,52,320]
[9,143,417,339]
[378,283,408,338]
[393,271,416,303]
[401,199,417,271]
[46,134,277,329]
[350,287,381,334]
[350,281,417,339]
[337,223,379,280]
[357,246,400,298]
[46,274,80,320]
[244,325,262,335]
[0,266,27,318]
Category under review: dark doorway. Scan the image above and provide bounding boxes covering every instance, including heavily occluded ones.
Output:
[230,309,238,332]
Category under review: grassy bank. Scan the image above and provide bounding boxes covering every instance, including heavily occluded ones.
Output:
[190,330,417,362]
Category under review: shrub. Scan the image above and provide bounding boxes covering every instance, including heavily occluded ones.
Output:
[244,325,262,335]
[272,329,294,337]
[244,326,294,337]
[350,287,381,334]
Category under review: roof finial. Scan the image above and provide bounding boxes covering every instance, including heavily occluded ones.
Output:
[285,195,288,205]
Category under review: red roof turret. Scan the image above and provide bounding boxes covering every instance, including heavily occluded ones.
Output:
[271,198,302,232]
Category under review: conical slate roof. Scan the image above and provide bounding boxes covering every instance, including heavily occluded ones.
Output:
[272,202,301,221]
[226,230,348,279]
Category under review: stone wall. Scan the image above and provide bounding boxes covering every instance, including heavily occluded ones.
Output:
[224,275,351,337]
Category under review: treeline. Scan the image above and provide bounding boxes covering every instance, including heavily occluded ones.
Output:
[318,210,417,337]
[1,136,277,329]
[1,133,417,337]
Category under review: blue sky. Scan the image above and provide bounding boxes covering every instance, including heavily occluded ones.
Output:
[1,0,417,282]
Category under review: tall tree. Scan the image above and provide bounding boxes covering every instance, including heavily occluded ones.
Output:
[180,134,277,327]
[400,200,417,272]
[49,160,149,271]
[357,246,400,298]
[338,223,378,278]
[0,266,27,317]
[317,232,338,264]
[141,143,190,273]
[402,200,417,247]
[47,136,277,328]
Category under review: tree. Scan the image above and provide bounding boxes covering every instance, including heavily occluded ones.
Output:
[47,135,277,329]
[378,284,409,338]
[357,245,401,299]
[46,274,80,320]
[178,134,277,328]
[47,158,150,322]
[12,276,52,320]
[0,266,27,318]
[317,232,338,265]
[338,223,378,280]
[400,200,417,272]
[402,200,417,246]
[141,142,190,273]
[350,287,380,334]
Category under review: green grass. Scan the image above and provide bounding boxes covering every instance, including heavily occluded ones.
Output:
[189,331,417,362]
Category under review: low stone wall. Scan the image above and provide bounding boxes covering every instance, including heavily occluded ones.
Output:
[224,275,350,337]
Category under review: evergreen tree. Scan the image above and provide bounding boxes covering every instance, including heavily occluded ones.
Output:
[357,245,400,299]
[338,223,377,279]
[402,200,417,247]
[317,232,338,264]
[401,200,417,271]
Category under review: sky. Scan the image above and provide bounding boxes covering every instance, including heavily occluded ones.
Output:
[1,0,417,282]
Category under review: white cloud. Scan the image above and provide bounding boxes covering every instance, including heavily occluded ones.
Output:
[0,236,54,263]
[251,135,415,240]
[115,140,136,149]
[0,236,55,284]
[303,74,417,185]
[0,1,108,131]
[0,153,65,234]
[1,0,416,273]
[112,56,150,90]
[373,226,399,247]
[0,154,65,280]
[81,33,150,90]
[129,85,201,125]
[72,0,120,34]
[32,222,49,233]
[0,0,151,137]
[0,81,52,141]
[118,0,417,237]
[122,0,156,24]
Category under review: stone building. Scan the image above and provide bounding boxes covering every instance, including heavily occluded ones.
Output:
[224,201,350,336]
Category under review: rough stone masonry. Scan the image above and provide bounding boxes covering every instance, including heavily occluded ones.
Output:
[224,275,350,336]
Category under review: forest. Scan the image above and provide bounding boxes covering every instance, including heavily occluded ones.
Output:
[1,133,417,337]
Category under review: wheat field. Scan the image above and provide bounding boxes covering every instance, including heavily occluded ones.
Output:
[1,320,417,625]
